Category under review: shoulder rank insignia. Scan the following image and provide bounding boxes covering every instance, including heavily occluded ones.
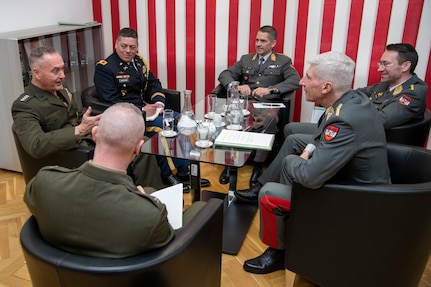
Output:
[324,125,339,142]
[392,85,403,96]
[97,60,107,65]
[20,94,31,102]
[398,94,412,106]
[410,84,415,91]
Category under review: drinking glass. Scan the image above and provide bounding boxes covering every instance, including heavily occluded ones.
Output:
[162,109,177,137]
[205,94,217,119]
[197,124,210,147]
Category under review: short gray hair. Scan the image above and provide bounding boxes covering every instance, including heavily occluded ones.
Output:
[308,51,355,93]
[29,46,59,69]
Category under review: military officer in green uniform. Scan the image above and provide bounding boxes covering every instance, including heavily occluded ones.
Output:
[11,46,163,189]
[11,46,100,158]
[24,103,206,258]
[217,25,301,188]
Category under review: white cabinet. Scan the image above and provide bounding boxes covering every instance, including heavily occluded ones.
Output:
[0,23,103,172]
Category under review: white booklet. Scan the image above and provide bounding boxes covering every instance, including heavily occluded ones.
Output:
[214,129,275,151]
[151,183,183,229]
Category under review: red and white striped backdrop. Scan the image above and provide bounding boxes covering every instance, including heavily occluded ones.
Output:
[91,0,431,125]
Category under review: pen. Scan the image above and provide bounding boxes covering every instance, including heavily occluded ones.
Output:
[262,103,281,107]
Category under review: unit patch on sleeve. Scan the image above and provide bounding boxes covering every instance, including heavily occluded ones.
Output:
[324,125,339,141]
[397,94,412,106]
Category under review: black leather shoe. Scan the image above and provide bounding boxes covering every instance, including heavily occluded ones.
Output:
[219,167,230,184]
[249,166,262,187]
[200,178,211,187]
[235,182,262,203]
[177,172,211,188]
[162,174,191,193]
[163,174,181,185]
[243,247,285,274]
[176,169,190,181]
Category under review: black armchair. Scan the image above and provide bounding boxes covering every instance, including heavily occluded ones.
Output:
[12,124,93,184]
[81,86,181,115]
[385,108,431,147]
[20,198,224,287]
[285,143,431,287]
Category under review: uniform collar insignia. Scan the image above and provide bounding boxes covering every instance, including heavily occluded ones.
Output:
[392,85,403,96]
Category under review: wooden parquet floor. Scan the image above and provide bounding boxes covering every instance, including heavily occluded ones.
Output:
[1,164,431,287]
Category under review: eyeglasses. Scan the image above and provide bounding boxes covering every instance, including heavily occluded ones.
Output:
[377,61,394,68]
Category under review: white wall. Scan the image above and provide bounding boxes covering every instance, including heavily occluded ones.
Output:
[0,0,93,33]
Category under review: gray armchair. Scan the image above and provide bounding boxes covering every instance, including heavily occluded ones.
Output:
[285,143,431,287]
[20,198,223,287]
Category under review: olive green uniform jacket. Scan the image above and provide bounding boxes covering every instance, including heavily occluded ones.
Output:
[11,83,82,158]
[24,162,174,258]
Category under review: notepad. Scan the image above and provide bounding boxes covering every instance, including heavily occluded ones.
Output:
[214,129,275,151]
[151,184,183,229]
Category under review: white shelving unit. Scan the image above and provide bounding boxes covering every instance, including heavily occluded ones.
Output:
[0,23,103,172]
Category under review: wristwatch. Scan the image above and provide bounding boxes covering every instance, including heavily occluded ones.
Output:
[268,86,279,94]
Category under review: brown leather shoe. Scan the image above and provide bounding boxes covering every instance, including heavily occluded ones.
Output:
[243,247,285,274]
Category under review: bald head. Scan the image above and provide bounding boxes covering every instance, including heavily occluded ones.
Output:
[96,103,145,152]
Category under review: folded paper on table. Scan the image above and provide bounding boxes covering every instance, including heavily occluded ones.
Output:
[214,129,274,151]
[151,183,183,229]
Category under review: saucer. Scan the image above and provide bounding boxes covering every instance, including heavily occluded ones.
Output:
[226,124,242,131]
[204,112,217,119]
[160,130,177,137]
[195,140,213,148]
[214,122,226,128]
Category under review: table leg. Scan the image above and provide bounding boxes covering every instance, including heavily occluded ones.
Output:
[202,166,257,255]
[189,159,201,202]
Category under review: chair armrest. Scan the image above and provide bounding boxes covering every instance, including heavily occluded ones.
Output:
[285,182,431,287]
[21,198,224,287]
[211,84,227,98]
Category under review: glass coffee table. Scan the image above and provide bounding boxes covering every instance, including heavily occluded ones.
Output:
[141,98,279,254]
